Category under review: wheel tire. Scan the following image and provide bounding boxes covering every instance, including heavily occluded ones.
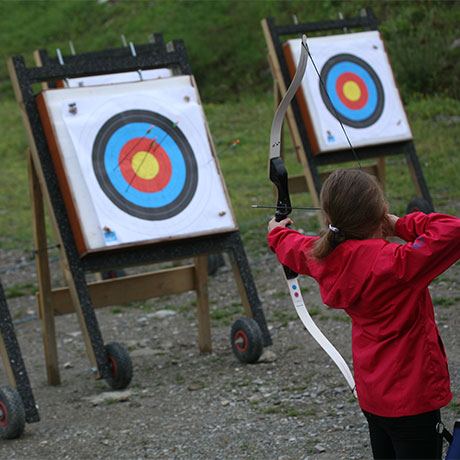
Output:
[101,269,127,280]
[207,254,225,276]
[406,198,433,214]
[0,386,26,439]
[230,317,263,364]
[104,342,133,390]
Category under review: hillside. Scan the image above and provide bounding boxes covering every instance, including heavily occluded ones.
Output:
[0,0,459,251]
[1,1,460,102]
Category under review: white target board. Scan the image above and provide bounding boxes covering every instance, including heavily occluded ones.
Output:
[284,31,412,153]
[36,76,237,254]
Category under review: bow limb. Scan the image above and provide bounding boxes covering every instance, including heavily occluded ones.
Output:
[287,277,357,397]
[268,35,357,398]
[270,35,309,162]
[269,35,308,222]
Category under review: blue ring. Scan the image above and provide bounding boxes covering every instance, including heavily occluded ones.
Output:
[319,53,384,129]
[104,122,186,208]
[92,110,198,220]
[325,62,378,121]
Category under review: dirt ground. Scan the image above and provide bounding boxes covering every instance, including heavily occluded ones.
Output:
[0,230,459,459]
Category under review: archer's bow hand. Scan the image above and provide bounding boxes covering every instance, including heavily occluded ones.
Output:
[268,217,293,233]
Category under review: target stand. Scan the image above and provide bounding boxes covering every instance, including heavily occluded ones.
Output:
[261,8,434,221]
[0,278,40,438]
[8,37,271,387]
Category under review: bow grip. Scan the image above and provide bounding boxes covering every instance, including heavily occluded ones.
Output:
[269,157,292,222]
[269,157,298,280]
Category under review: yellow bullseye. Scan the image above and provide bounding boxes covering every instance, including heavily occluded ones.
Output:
[343,81,361,101]
[132,151,159,180]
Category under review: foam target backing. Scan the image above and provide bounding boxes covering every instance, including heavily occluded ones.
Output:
[285,31,412,153]
[38,76,236,252]
[65,68,172,88]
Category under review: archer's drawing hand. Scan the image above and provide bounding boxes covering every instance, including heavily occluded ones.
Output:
[382,214,399,238]
[268,217,293,233]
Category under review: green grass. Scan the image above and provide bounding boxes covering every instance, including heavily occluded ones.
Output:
[1,92,459,252]
[1,1,460,254]
[2,1,460,101]
[0,99,35,249]
[5,282,38,298]
[433,296,460,307]
[263,403,317,418]
[385,96,460,215]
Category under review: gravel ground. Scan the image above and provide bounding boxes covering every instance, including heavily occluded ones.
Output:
[0,235,459,460]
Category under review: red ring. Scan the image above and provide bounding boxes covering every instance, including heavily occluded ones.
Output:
[336,72,368,110]
[118,137,172,193]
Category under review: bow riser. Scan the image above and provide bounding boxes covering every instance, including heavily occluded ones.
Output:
[269,157,292,222]
[269,157,298,280]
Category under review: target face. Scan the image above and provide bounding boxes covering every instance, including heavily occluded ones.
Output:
[320,54,384,128]
[92,109,198,220]
[284,31,412,153]
[37,77,236,253]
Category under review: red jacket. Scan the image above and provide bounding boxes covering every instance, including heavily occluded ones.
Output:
[268,212,460,417]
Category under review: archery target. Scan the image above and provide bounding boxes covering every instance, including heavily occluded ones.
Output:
[37,76,236,253]
[285,31,412,153]
[92,109,198,220]
[320,53,384,128]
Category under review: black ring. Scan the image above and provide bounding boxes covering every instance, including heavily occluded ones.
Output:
[319,53,384,129]
[92,110,198,220]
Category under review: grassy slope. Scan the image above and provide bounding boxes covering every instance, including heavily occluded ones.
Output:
[0,0,459,252]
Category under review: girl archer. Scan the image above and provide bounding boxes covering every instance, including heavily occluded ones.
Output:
[268,168,460,460]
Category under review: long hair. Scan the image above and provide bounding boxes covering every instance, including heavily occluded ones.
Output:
[311,169,387,259]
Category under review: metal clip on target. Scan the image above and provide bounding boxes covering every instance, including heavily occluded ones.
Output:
[129,41,143,81]
[56,48,69,88]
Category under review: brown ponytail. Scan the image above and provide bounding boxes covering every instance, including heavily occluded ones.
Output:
[311,169,387,259]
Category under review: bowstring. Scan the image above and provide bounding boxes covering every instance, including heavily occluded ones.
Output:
[304,42,362,170]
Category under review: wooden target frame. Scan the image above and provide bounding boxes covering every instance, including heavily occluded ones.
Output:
[261,9,434,217]
[8,36,271,386]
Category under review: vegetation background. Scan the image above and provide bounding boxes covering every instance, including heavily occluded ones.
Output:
[0,0,460,254]
[0,4,459,456]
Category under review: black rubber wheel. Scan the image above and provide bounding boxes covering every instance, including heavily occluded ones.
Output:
[104,342,133,390]
[0,386,26,439]
[101,269,127,280]
[230,317,263,364]
[406,198,433,215]
[207,254,225,276]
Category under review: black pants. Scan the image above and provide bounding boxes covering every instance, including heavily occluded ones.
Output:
[362,409,443,459]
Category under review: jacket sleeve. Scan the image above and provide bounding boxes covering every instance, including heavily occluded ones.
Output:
[267,227,316,276]
[392,212,460,285]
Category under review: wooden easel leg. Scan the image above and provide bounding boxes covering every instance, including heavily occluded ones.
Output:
[59,257,101,378]
[405,142,434,209]
[376,157,386,191]
[193,255,211,353]
[27,150,60,385]
[230,258,253,319]
[0,334,15,387]
[28,147,109,381]
[27,146,109,381]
